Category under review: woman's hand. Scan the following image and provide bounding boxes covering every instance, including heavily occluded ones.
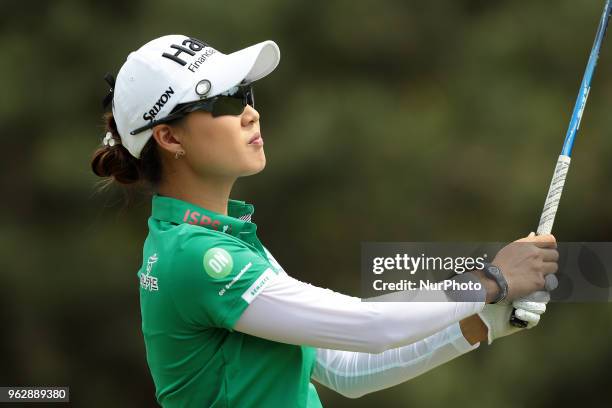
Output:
[474,233,559,303]
[477,290,550,344]
[461,289,550,345]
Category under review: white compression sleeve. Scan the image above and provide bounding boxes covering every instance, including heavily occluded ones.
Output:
[234,272,484,353]
[311,322,479,398]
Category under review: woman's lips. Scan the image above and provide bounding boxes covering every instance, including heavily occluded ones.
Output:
[248,132,263,145]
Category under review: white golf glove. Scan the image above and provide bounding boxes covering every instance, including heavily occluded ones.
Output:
[478,290,550,345]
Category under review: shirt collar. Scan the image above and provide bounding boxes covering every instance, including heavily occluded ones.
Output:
[150,194,257,238]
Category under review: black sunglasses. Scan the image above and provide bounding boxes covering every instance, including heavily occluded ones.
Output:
[130,85,255,135]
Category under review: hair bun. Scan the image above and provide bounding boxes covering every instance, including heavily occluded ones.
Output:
[91,112,161,188]
[91,144,140,184]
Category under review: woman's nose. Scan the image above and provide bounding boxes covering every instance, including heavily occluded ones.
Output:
[242,104,260,126]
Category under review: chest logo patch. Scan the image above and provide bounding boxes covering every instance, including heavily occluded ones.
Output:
[203,247,233,279]
[140,253,159,291]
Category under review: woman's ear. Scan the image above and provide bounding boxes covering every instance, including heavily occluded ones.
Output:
[152,124,184,157]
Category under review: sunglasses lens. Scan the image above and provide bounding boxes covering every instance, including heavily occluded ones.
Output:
[211,96,245,117]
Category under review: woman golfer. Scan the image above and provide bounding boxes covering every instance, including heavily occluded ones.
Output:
[91,35,558,407]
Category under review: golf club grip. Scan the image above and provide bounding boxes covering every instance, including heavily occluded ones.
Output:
[509,155,570,328]
[535,155,571,235]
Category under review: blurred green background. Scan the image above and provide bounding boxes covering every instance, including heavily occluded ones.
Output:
[2,0,611,406]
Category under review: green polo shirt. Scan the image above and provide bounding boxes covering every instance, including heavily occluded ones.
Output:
[137,194,323,408]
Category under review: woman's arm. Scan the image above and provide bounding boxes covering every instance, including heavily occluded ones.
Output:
[459,314,488,345]
[310,320,482,399]
[235,235,556,353]
[234,272,485,353]
[310,307,549,399]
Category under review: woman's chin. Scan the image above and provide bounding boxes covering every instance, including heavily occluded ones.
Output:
[241,157,266,177]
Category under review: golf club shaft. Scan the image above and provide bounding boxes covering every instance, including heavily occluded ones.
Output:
[509,0,612,328]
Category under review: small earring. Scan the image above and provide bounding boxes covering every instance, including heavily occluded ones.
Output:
[175,150,185,160]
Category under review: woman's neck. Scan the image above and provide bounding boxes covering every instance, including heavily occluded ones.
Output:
[156,174,236,216]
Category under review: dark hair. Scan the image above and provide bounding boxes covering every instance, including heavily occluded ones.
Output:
[91,113,162,188]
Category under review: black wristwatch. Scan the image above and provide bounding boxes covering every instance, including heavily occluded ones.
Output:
[482,263,508,304]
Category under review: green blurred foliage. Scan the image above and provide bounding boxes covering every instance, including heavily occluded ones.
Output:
[1,0,611,406]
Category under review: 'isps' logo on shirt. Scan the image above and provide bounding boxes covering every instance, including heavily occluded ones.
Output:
[183,209,223,230]
[140,253,159,291]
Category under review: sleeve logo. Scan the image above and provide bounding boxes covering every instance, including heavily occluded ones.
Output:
[241,268,276,304]
[203,247,233,279]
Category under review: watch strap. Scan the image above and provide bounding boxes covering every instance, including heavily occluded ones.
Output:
[483,263,508,304]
